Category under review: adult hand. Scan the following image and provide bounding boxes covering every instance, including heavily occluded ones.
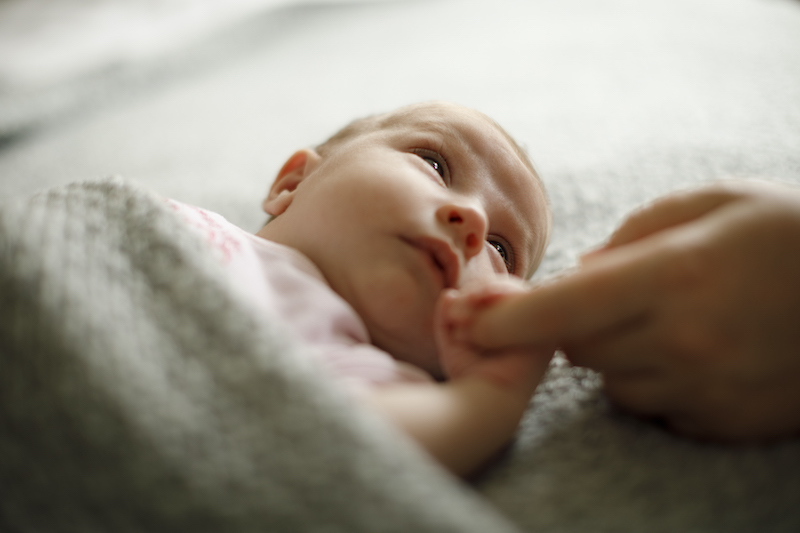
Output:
[457,180,800,442]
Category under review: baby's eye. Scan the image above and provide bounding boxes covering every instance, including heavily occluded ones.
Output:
[488,238,515,274]
[411,148,449,184]
[422,156,444,178]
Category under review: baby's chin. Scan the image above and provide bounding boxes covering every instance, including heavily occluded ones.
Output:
[368,327,443,380]
[346,284,443,379]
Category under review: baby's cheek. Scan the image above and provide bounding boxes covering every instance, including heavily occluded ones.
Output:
[460,277,530,309]
[458,252,498,288]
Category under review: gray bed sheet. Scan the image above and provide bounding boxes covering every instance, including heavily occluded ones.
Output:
[2,0,800,531]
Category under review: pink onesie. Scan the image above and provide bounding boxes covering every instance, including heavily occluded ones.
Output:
[168,200,433,393]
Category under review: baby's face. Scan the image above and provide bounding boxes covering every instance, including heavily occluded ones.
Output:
[261,102,549,378]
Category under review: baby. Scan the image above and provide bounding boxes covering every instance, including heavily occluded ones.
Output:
[169,101,553,477]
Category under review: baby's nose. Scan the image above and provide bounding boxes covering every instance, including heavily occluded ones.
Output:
[436,201,488,261]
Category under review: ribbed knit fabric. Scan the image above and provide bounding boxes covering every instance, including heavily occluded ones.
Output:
[0,177,519,533]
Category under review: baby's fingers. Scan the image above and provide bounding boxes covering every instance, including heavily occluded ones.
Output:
[435,290,481,376]
[441,278,530,330]
[478,346,554,395]
[436,289,553,389]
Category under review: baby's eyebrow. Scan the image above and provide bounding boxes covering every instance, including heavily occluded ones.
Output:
[514,224,536,279]
[498,172,547,280]
[524,211,551,279]
[391,111,470,150]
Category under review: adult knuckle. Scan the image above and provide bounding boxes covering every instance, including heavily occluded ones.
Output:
[620,204,650,228]
[665,320,704,357]
[660,318,731,367]
[656,241,714,293]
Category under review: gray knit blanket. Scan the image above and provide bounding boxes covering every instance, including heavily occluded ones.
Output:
[0,178,517,532]
[3,177,799,532]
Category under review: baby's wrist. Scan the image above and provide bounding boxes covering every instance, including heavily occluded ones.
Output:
[451,372,537,417]
[451,365,537,398]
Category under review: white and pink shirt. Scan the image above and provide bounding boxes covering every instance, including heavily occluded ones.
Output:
[167,200,433,393]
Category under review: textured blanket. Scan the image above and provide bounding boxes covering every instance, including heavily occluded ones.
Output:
[3,178,800,532]
[0,178,518,532]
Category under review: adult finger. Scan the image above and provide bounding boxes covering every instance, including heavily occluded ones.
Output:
[599,183,745,251]
[602,370,684,417]
[563,317,666,374]
[468,237,673,348]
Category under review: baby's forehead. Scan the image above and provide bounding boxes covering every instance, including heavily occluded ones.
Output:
[380,104,500,143]
[378,104,538,177]
[324,103,525,170]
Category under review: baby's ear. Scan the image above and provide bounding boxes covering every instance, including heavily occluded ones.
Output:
[263,148,321,216]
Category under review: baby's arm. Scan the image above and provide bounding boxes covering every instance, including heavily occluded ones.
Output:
[365,281,554,477]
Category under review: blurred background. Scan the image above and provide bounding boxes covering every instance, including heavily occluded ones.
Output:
[1,0,799,277]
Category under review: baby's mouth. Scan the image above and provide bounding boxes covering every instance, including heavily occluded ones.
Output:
[402,236,460,290]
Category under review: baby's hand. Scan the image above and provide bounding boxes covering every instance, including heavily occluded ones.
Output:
[434,278,554,396]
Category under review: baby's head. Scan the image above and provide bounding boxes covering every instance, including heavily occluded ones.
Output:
[257,101,550,378]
